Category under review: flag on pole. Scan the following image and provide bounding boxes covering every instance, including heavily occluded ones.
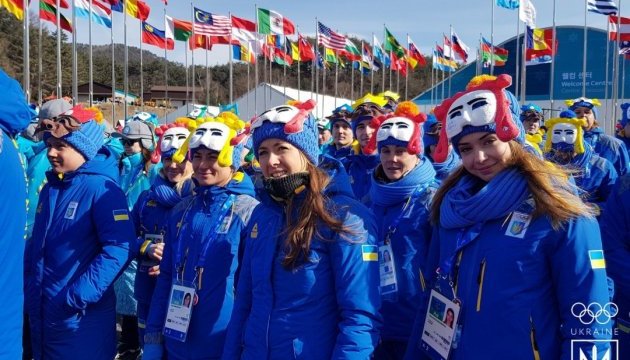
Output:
[75,0,112,28]
[526,27,549,50]
[443,35,455,59]
[316,50,324,69]
[43,0,69,9]
[481,37,508,66]
[189,34,212,50]
[609,15,630,41]
[109,0,123,13]
[384,27,405,58]
[257,8,295,35]
[324,47,337,64]
[193,8,230,36]
[407,38,427,67]
[298,35,315,62]
[340,38,361,61]
[142,22,174,50]
[165,15,193,41]
[317,22,346,51]
[39,1,73,32]
[526,28,556,65]
[433,47,457,72]
[496,0,519,9]
[373,35,388,68]
[519,0,536,28]
[1,0,23,20]
[287,39,301,61]
[361,42,377,70]
[232,43,255,63]
[125,0,150,21]
[232,15,256,42]
[587,0,618,15]
[452,31,470,61]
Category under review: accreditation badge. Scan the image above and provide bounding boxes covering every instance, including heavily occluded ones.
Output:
[163,281,196,342]
[379,244,398,297]
[505,211,532,239]
[419,289,461,360]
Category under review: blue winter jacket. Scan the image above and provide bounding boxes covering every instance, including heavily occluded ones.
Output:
[0,69,31,359]
[370,161,439,342]
[572,153,618,209]
[145,173,259,360]
[405,197,612,359]
[25,147,136,360]
[601,174,630,355]
[222,165,382,360]
[584,128,630,176]
[346,152,380,205]
[322,144,355,169]
[428,151,461,181]
[24,142,50,239]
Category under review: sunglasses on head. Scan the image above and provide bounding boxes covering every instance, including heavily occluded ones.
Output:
[121,138,140,146]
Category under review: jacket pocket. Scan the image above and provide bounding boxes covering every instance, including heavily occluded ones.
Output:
[530,316,541,360]
[476,258,486,312]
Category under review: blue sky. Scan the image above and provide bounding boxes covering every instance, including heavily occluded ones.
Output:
[29,0,617,66]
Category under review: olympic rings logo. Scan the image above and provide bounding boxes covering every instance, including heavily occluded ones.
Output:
[571,302,618,325]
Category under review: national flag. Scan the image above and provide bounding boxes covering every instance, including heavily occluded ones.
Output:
[391,52,408,76]
[142,22,174,50]
[39,1,73,33]
[526,26,549,50]
[407,37,427,67]
[318,22,346,51]
[74,0,112,28]
[526,28,557,66]
[165,15,193,41]
[362,245,378,262]
[519,0,536,28]
[496,0,519,9]
[373,35,388,68]
[433,46,458,72]
[266,34,282,48]
[361,42,377,70]
[316,50,324,69]
[298,35,315,62]
[193,8,230,37]
[110,0,123,13]
[43,0,69,9]
[189,34,212,50]
[619,40,630,55]
[1,0,24,20]
[384,27,405,58]
[588,250,606,269]
[113,209,130,221]
[340,38,361,61]
[257,8,295,35]
[287,39,300,61]
[324,47,337,64]
[443,35,454,59]
[231,15,257,43]
[209,35,239,46]
[125,0,150,21]
[232,43,255,63]
[452,31,470,61]
[588,0,618,15]
[609,15,630,41]
[481,37,508,66]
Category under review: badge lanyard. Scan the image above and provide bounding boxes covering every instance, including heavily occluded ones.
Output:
[383,182,433,245]
[437,222,483,282]
[174,194,235,289]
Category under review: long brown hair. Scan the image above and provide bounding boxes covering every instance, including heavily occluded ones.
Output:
[282,162,348,269]
[431,141,596,229]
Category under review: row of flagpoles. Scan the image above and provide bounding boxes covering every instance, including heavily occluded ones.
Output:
[1,0,629,123]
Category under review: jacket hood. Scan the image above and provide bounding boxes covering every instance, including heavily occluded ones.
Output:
[0,70,32,136]
[319,155,354,198]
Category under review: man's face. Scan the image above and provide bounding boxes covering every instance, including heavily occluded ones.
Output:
[332,121,353,148]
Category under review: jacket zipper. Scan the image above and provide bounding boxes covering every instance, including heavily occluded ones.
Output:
[418,269,426,292]
[530,316,541,360]
[476,258,486,312]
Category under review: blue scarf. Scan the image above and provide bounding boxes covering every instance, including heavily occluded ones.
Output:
[370,158,437,207]
[120,152,145,190]
[440,168,529,229]
[148,175,193,208]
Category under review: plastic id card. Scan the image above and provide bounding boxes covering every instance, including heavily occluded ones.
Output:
[419,289,461,360]
[379,244,398,296]
[163,282,195,342]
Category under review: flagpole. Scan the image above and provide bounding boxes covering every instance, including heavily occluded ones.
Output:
[56,0,62,99]
[111,15,115,122]
[297,31,301,100]
[124,0,128,119]
[71,0,77,103]
[360,40,364,96]
[521,32,527,105]
[623,58,627,101]
[396,62,400,94]
[140,22,144,111]
[283,36,287,97]
[38,17,43,104]
[550,0,558,112]
[22,0,29,100]
[334,50,339,107]
[164,7,169,114]
[371,33,375,94]
[229,12,234,104]
[582,0,588,97]
[389,50,393,90]
[351,58,355,100]
[247,42,251,110]
[490,0,495,76]
[405,34,409,100]
[614,3,624,126]
[89,0,94,106]
[430,59,434,106]
[191,3,196,107]
[205,48,209,106]
[605,20,612,122]
[477,33,482,76]
[515,9,521,101]
[254,11,259,116]
[185,43,189,113]
[315,18,320,118]
[448,26,453,97]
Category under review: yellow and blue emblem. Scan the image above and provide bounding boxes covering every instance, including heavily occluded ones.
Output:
[362,245,378,262]
[588,250,606,269]
[113,209,130,221]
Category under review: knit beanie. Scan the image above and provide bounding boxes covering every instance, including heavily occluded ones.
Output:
[422,114,439,149]
[433,74,525,162]
[151,122,191,163]
[544,110,587,155]
[364,101,427,155]
[566,97,600,119]
[620,103,630,127]
[173,111,248,170]
[520,103,543,122]
[251,99,319,165]
[38,105,104,160]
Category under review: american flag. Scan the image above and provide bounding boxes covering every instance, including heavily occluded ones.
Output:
[587,0,618,15]
[193,8,231,36]
[318,22,346,51]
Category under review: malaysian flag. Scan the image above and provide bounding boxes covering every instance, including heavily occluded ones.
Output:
[318,22,346,51]
[588,0,618,15]
[193,7,231,36]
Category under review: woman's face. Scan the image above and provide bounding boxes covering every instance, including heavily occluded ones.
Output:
[162,156,191,183]
[257,139,308,178]
[192,148,233,186]
[457,132,512,182]
[573,107,596,130]
[122,138,143,156]
[379,145,419,181]
[46,137,86,174]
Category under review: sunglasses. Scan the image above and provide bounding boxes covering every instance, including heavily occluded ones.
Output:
[121,138,140,146]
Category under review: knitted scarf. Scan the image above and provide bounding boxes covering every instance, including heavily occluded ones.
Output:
[148,175,193,208]
[370,158,437,207]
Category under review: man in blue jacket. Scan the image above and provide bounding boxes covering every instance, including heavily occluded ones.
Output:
[0,69,32,359]
[25,104,136,359]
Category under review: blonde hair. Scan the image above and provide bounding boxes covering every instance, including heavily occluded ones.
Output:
[431,141,596,229]
[160,160,194,195]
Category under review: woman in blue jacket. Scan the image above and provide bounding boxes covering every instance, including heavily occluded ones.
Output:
[223,100,382,360]
[132,122,194,345]
[405,75,612,360]
[25,105,136,359]
[362,101,439,359]
[142,113,259,360]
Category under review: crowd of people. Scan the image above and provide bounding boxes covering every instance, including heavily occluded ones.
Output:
[1,67,629,359]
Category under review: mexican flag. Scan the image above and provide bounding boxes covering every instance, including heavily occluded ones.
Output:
[257,8,295,35]
[165,15,192,41]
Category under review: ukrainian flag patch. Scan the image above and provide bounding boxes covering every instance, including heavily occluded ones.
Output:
[362,245,378,262]
[113,209,130,221]
[589,250,606,269]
